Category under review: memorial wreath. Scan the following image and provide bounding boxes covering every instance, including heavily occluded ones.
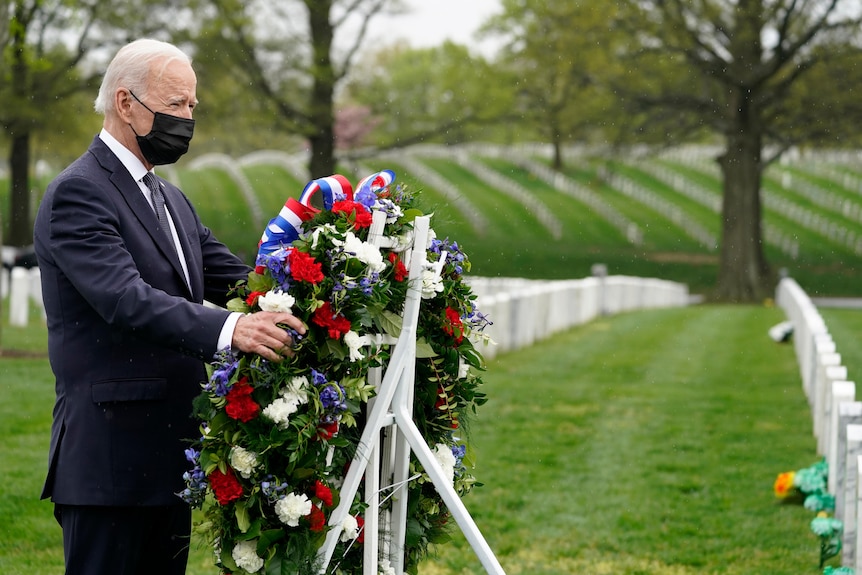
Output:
[180,170,492,575]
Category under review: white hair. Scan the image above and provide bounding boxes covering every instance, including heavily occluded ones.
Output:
[94,38,192,115]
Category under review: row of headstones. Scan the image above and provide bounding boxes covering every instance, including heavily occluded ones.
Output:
[468,273,690,360]
[776,277,861,569]
[776,170,862,226]
[693,160,862,256]
[636,161,800,259]
[600,169,719,251]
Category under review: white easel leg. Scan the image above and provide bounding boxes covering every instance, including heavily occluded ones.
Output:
[393,404,506,575]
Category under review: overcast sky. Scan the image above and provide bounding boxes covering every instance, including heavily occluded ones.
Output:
[362,0,503,57]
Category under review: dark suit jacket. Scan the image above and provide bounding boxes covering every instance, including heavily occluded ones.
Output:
[34,136,251,506]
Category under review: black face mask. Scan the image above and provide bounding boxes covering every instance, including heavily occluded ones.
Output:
[129,91,195,165]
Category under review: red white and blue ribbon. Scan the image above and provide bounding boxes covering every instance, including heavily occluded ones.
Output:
[254,174,356,272]
[299,174,354,210]
[356,169,395,197]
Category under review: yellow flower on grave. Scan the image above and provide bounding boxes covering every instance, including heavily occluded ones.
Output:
[774,471,796,498]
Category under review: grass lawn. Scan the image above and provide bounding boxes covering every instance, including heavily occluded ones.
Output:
[0,299,833,574]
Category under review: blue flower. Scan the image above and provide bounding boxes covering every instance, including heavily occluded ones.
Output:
[319,384,347,412]
[354,187,377,209]
[184,448,200,464]
[256,247,292,288]
[207,348,239,396]
[311,369,328,386]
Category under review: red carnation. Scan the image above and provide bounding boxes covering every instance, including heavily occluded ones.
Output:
[225,378,260,422]
[356,515,365,543]
[307,504,326,532]
[442,307,464,344]
[245,291,265,307]
[332,200,372,229]
[312,301,353,339]
[388,252,408,282]
[209,467,243,505]
[289,249,324,284]
[314,479,334,507]
[316,420,339,440]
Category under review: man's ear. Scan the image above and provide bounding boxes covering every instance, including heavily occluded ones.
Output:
[115,88,134,122]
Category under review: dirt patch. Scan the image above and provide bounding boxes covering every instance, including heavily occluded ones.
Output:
[647,252,719,265]
[0,348,48,359]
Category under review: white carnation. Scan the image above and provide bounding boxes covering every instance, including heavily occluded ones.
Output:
[340,514,360,542]
[311,223,339,249]
[275,492,312,527]
[229,446,259,479]
[262,377,310,429]
[257,289,295,313]
[432,443,456,484]
[263,396,301,429]
[343,232,386,273]
[282,376,310,405]
[420,269,444,299]
[232,539,264,573]
[378,559,397,575]
[343,330,364,362]
[458,357,470,380]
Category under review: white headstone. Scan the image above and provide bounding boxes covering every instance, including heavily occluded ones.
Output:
[844,424,862,567]
[9,267,29,327]
[829,382,857,493]
[856,454,862,571]
[837,402,862,524]
[815,355,844,449]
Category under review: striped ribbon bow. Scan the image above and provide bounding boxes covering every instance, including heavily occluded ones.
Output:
[254,171,395,272]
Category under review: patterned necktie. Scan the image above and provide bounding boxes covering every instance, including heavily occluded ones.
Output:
[142,172,176,252]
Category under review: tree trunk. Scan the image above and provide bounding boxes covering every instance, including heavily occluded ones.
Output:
[7,2,32,247]
[715,88,772,302]
[306,0,336,179]
[8,132,32,247]
[551,129,563,171]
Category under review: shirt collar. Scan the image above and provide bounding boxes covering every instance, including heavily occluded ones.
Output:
[99,128,151,183]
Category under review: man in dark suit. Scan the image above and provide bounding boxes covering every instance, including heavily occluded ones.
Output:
[33,38,305,575]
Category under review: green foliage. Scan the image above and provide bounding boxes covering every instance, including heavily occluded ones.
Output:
[483,1,634,149]
[343,42,515,147]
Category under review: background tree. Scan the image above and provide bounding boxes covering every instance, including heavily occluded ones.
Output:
[615,0,862,302]
[0,0,197,247]
[341,41,515,151]
[190,0,399,178]
[481,1,631,170]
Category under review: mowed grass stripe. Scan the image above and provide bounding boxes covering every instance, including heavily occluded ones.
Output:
[419,157,556,242]
[560,162,706,253]
[419,304,820,575]
[475,156,632,248]
[611,160,722,236]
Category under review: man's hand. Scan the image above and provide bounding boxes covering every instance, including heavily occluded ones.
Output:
[232,311,306,362]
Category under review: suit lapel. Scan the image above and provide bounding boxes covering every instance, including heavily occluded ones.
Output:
[89,138,196,299]
[160,189,204,300]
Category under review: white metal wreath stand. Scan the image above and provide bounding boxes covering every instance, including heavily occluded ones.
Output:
[316,213,505,575]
